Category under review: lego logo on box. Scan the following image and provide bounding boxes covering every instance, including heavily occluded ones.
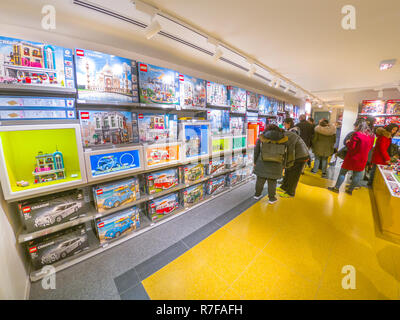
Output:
[80,112,90,119]
[96,189,103,195]
[22,207,31,214]
[76,49,85,56]
[98,222,104,228]
[140,64,148,72]
[150,204,156,208]
[138,114,144,119]
[29,247,37,254]
[179,74,184,81]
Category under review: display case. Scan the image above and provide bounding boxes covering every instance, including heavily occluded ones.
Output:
[246,91,259,112]
[211,135,233,156]
[181,183,205,207]
[84,145,144,182]
[228,86,246,113]
[206,81,228,107]
[137,112,178,143]
[145,168,179,194]
[178,74,206,109]
[148,192,180,221]
[179,121,210,161]
[143,141,182,170]
[0,124,86,201]
[207,109,230,135]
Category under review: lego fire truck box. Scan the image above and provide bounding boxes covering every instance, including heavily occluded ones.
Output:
[207,109,230,136]
[206,158,226,175]
[226,154,244,169]
[144,142,181,170]
[179,74,206,109]
[228,86,246,114]
[181,183,205,208]
[79,110,139,148]
[27,224,91,270]
[138,62,180,105]
[0,36,75,88]
[206,81,228,107]
[179,122,210,160]
[247,91,259,112]
[206,176,226,195]
[95,206,140,244]
[93,177,140,213]
[148,192,180,222]
[75,48,138,103]
[179,163,205,184]
[145,168,179,195]
[18,188,90,233]
[138,113,178,143]
[226,171,242,187]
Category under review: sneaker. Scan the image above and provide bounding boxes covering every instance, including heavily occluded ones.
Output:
[345,188,353,195]
[327,187,339,193]
[253,195,263,200]
[279,192,294,198]
[268,197,278,204]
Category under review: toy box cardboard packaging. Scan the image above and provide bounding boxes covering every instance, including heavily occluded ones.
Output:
[145,168,179,194]
[27,224,91,269]
[181,183,204,207]
[206,176,226,195]
[93,177,140,213]
[238,166,254,179]
[148,192,179,222]
[243,151,254,166]
[207,158,225,175]
[227,154,244,169]
[95,206,140,244]
[137,113,178,143]
[18,188,91,233]
[179,163,205,183]
[226,171,242,187]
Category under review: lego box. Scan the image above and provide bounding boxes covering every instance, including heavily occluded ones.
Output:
[18,188,91,233]
[226,171,242,187]
[145,168,179,195]
[27,224,91,269]
[179,163,205,183]
[226,154,244,169]
[206,158,225,175]
[93,177,140,213]
[148,192,180,222]
[206,176,226,195]
[95,206,140,244]
[181,183,205,207]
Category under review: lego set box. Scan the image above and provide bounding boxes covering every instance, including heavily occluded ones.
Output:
[148,192,180,222]
[74,48,138,103]
[206,81,228,107]
[246,91,259,112]
[137,113,178,143]
[179,74,206,109]
[207,158,226,175]
[145,168,179,195]
[179,163,205,184]
[93,177,140,213]
[144,142,181,169]
[228,86,246,114]
[181,183,205,207]
[18,188,91,233]
[230,116,245,136]
[27,224,91,270]
[207,109,230,136]
[95,206,140,244]
[226,171,242,187]
[238,166,254,179]
[206,176,226,195]
[227,154,244,169]
[180,122,210,159]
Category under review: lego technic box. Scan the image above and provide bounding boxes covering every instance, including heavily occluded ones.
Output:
[228,86,247,114]
[181,183,205,207]
[0,36,75,88]
[206,81,228,107]
[79,110,139,148]
[74,48,138,103]
[93,177,140,213]
[145,168,179,194]
[137,112,178,143]
[206,176,226,195]
[96,206,140,244]
[27,224,91,269]
[207,158,226,175]
[18,188,91,233]
[179,74,206,109]
[226,171,242,187]
[138,62,180,105]
[179,163,205,184]
[148,192,180,222]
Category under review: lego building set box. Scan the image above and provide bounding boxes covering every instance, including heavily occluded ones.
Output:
[206,81,228,107]
[27,224,91,270]
[148,192,180,221]
[145,168,179,194]
[93,177,140,213]
[207,109,230,136]
[179,163,205,184]
[207,158,226,175]
[95,206,141,244]
[18,188,91,233]
[179,74,206,109]
[137,113,178,143]
[206,176,226,195]
[228,86,247,114]
[181,183,205,207]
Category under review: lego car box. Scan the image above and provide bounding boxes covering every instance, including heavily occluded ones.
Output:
[206,158,225,175]
[181,183,204,207]
[226,171,242,187]
[179,163,205,183]
[227,154,244,169]
[18,188,91,233]
[148,192,180,222]
[93,177,140,213]
[95,206,140,244]
[27,224,91,269]
[145,168,179,194]
[206,176,226,195]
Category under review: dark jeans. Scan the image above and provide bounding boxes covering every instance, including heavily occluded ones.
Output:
[368,164,377,185]
[280,161,305,196]
[255,176,277,199]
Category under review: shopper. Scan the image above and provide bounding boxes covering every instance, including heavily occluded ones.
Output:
[278,127,310,198]
[296,114,314,148]
[283,117,300,135]
[368,123,399,186]
[253,124,289,204]
[328,119,375,195]
[311,119,336,178]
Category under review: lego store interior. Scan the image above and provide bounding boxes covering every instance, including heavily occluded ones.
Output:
[1,0,400,302]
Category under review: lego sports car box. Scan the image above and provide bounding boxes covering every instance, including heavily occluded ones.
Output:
[206,176,226,195]
[145,168,179,195]
[95,206,140,244]
[206,158,226,175]
[181,183,205,208]
[27,224,91,269]
[148,192,180,222]
[179,163,205,184]
[93,177,140,213]
[18,188,91,233]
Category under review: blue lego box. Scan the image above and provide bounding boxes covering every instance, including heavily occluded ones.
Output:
[148,192,180,221]
[145,168,179,195]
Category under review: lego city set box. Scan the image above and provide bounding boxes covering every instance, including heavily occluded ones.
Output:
[95,206,141,244]
[93,177,140,213]
[27,224,92,270]
[179,163,205,184]
[147,192,180,222]
[181,183,205,208]
[145,168,179,195]
[206,158,226,175]
[18,188,91,233]
[206,176,226,195]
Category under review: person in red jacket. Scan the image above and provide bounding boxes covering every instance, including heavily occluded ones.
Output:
[328,119,374,195]
[368,123,399,186]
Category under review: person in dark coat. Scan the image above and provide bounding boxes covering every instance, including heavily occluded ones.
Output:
[296,114,314,148]
[283,117,300,136]
[253,124,289,204]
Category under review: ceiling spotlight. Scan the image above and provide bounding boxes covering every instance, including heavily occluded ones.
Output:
[213,46,223,61]
[144,18,162,40]
[247,65,256,78]
[379,59,397,71]
[274,80,280,88]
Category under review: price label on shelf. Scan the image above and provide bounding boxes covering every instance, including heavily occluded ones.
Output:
[148,196,154,200]
[24,236,33,241]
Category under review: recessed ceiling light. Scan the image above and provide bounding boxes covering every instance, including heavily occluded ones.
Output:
[379,59,396,70]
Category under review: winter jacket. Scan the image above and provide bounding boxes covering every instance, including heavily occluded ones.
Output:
[285,131,310,168]
[371,127,392,165]
[342,131,374,172]
[296,120,314,148]
[254,130,288,180]
[289,126,300,136]
[312,124,336,157]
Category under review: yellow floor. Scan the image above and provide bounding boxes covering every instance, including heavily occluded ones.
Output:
[142,168,400,300]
